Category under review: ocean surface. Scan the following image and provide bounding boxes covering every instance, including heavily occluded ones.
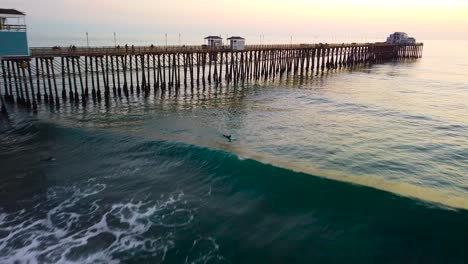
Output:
[1,40,467,263]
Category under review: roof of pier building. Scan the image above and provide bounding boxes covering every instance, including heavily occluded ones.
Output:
[227,36,245,40]
[0,8,25,16]
[204,36,222,39]
[392,32,408,37]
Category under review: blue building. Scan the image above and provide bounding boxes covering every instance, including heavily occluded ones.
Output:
[0,8,29,57]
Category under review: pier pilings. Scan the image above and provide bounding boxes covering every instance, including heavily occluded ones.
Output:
[0,43,423,114]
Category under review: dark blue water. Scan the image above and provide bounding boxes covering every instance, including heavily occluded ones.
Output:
[1,40,467,263]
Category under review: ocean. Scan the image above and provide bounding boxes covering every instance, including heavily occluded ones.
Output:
[0,40,467,263]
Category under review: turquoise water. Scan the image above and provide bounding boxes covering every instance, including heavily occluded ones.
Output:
[1,40,468,263]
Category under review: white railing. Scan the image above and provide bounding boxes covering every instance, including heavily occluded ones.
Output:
[29,42,424,57]
[0,24,27,32]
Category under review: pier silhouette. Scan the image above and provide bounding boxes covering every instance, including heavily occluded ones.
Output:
[0,42,423,114]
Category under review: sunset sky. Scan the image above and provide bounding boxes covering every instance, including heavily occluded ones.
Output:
[3,0,468,45]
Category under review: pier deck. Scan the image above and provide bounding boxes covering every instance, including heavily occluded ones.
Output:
[27,43,421,57]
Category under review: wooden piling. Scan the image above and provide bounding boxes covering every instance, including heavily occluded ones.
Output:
[71,57,79,102]
[111,55,116,97]
[130,55,134,94]
[66,57,73,100]
[90,57,96,100]
[44,58,54,105]
[10,61,21,104]
[123,56,129,96]
[50,58,60,105]
[135,55,140,94]
[0,61,7,114]
[61,57,66,99]
[95,56,101,101]
[152,54,157,91]
[26,60,37,110]
[116,56,122,97]
[19,61,31,108]
[75,57,84,102]
[1,60,9,101]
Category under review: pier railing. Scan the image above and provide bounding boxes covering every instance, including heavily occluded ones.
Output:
[0,24,27,32]
[29,43,423,57]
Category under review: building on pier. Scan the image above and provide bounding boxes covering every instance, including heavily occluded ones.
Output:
[204,36,223,48]
[228,36,245,51]
[0,8,29,57]
[386,32,416,45]
[406,37,416,44]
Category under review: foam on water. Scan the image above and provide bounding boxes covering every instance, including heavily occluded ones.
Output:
[0,180,209,264]
[185,237,228,264]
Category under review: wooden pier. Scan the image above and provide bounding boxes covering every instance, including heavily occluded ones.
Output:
[0,42,423,114]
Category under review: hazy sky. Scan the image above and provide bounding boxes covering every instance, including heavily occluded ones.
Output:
[3,0,468,45]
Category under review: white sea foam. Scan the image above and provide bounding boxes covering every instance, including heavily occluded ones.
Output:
[0,182,204,264]
[185,237,227,264]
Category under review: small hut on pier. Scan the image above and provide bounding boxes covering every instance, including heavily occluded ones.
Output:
[228,36,245,51]
[204,36,223,48]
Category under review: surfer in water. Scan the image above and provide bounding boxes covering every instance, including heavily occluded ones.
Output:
[223,134,232,142]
